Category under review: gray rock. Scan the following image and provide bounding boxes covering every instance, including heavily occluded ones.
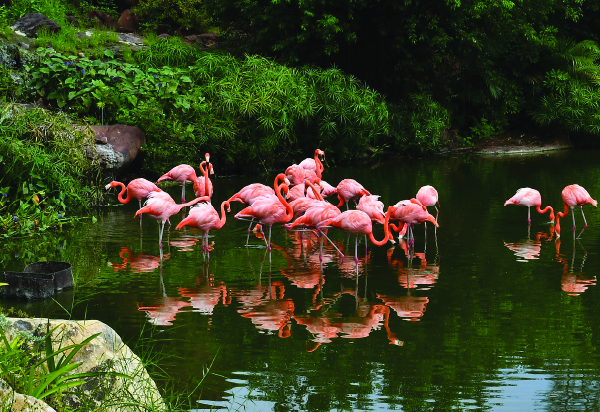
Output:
[1,318,167,412]
[0,390,56,411]
[10,13,61,38]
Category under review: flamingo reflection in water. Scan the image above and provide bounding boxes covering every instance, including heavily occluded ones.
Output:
[137,260,192,326]
[179,263,229,323]
[230,249,294,337]
[109,246,170,273]
[169,237,200,252]
[556,235,596,296]
[503,225,555,262]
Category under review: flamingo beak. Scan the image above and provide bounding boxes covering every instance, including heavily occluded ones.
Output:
[427,215,439,227]
[205,153,210,163]
[319,181,324,190]
[210,166,214,175]
[105,183,111,190]
[437,200,440,207]
[284,177,291,186]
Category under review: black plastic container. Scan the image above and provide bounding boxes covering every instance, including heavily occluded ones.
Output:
[1,261,74,300]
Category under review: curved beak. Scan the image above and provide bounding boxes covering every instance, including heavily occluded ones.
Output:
[284,177,291,186]
[105,183,111,190]
[210,166,215,175]
[426,214,439,227]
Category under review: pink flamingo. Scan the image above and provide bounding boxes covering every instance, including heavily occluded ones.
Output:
[235,174,293,251]
[317,209,392,263]
[157,154,209,201]
[193,160,214,200]
[289,182,325,219]
[135,192,210,249]
[357,195,386,224]
[504,187,555,224]
[105,178,162,218]
[288,182,307,202]
[298,149,325,177]
[388,200,438,246]
[416,185,440,229]
[176,200,231,256]
[336,179,371,209]
[307,180,337,199]
[286,163,321,186]
[556,184,597,237]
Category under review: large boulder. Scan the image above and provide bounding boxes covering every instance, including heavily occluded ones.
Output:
[11,13,60,38]
[86,125,146,177]
[0,389,56,411]
[86,10,117,29]
[118,9,139,33]
[1,318,167,411]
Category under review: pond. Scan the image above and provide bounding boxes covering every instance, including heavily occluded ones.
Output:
[2,149,600,411]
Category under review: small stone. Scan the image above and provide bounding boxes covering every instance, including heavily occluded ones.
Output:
[18,42,29,50]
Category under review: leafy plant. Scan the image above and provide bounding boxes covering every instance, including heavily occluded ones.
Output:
[133,0,210,34]
[136,36,200,68]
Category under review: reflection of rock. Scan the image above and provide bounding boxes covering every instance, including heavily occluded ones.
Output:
[11,13,61,37]
[86,125,146,177]
[1,318,166,411]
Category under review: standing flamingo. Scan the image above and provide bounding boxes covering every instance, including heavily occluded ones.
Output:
[176,200,231,256]
[416,185,440,230]
[388,200,438,246]
[504,188,555,224]
[299,149,325,177]
[157,153,209,202]
[308,180,337,199]
[105,178,162,218]
[317,209,392,263]
[193,160,214,200]
[336,179,371,209]
[235,174,293,251]
[135,192,210,249]
[556,184,597,237]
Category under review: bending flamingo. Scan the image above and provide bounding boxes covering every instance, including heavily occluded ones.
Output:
[176,200,231,256]
[105,178,162,218]
[556,184,597,237]
[193,159,214,200]
[317,209,392,263]
[336,179,371,210]
[235,174,293,251]
[504,188,555,224]
[135,192,210,248]
[388,199,438,246]
[416,185,440,229]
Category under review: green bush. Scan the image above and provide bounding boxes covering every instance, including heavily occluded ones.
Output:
[133,0,209,34]
[27,48,389,173]
[0,103,102,236]
[136,36,201,68]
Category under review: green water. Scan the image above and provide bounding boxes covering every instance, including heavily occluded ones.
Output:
[2,150,600,411]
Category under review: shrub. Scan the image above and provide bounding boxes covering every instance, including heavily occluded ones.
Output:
[133,0,209,34]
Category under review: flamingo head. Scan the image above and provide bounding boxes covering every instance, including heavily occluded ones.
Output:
[223,200,231,213]
[205,153,210,163]
[316,149,325,159]
[105,181,118,190]
[504,199,516,206]
[284,177,291,186]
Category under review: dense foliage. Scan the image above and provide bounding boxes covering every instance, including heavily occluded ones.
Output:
[27,45,389,174]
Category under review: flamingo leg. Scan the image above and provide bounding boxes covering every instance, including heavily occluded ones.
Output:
[158,221,165,249]
[528,206,531,224]
[246,218,254,246]
[365,234,368,258]
[317,228,345,258]
[206,232,210,258]
[139,200,143,222]
[354,234,359,264]
[181,182,186,203]
[319,235,324,262]
[581,206,588,228]
[259,225,269,248]
[571,206,576,231]
[267,226,272,252]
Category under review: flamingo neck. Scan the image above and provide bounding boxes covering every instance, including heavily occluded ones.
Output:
[314,151,323,179]
[369,211,391,246]
[200,161,211,197]
[217,201,230,229]
[116,182,132,204]
[306,181,324,201]
[178,196,210,212]
[536,204,555,222]
[555,202,570,235]
[276,182,293,222]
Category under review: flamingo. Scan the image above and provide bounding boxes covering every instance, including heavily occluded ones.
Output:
[105,178,162,217]
[317,209,392,263]
[357,195,386,224]
[336,179,371,210]
[234,174,293,251]
[193,159,214,200]
[311,180,337,199]
[289,182,325,219]
[135,192,210,249]
[298,149,325,177]
[288,182,307,202]
[388,199,438,246]
[176,200,231,256]
[157,154,209,201]
[504,188,554,224]
[556,184,597,237]
[416,185,440,229]
[286,164,321,186]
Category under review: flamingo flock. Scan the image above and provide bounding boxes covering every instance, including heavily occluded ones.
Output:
[106,148,597,265]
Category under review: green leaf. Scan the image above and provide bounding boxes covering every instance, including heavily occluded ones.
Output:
[104,50,114,58]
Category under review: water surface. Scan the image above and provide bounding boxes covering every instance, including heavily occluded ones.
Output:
[2,149,600,411]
